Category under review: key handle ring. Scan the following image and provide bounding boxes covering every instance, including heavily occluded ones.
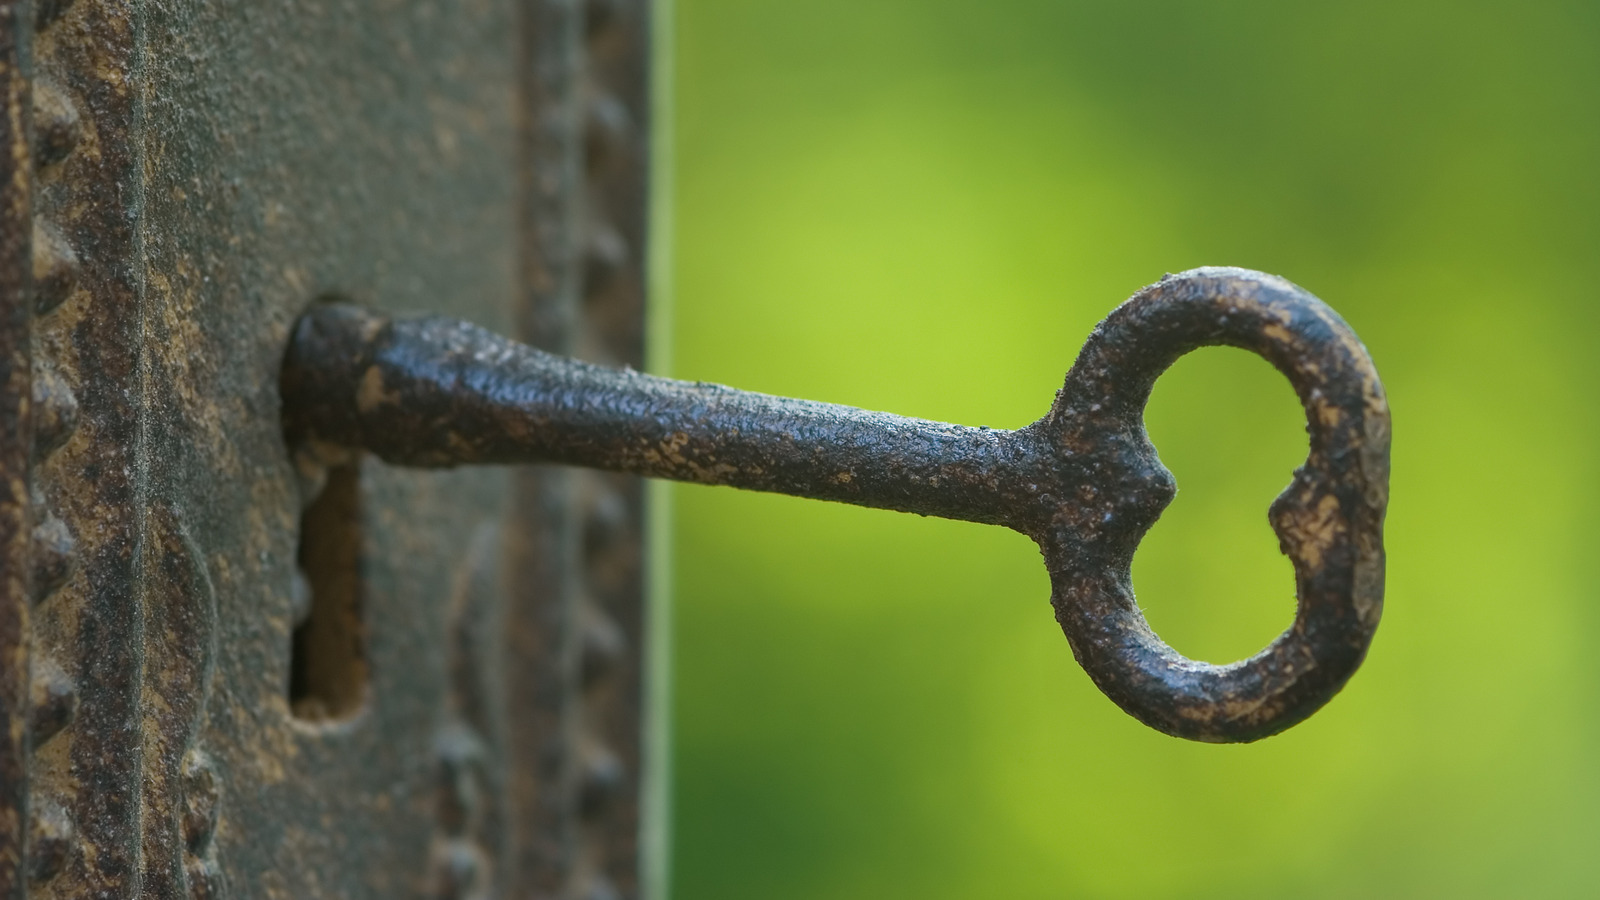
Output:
[1029,267,1390,741]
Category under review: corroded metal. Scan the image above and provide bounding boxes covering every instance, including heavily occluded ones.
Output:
[511,0,652,894]
[283,267,1390,743]
[2,0,654,896]
[28,0,146,893]
[1,2,33,896]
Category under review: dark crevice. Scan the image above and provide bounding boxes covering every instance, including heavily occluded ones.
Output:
[290,464,367,721]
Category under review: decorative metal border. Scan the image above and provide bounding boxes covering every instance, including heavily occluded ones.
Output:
[509,0,653,896]
[9,1,226,895]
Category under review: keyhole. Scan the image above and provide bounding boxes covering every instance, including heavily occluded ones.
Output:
[289,464,368,720]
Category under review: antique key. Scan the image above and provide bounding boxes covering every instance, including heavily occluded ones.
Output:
[281,266,1390,743]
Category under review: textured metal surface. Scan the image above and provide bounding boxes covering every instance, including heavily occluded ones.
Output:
[508,0,652,895]
[27,0,148,893]
[0,3,33,896]
[284,267,1390,743]
[1,0,653,896]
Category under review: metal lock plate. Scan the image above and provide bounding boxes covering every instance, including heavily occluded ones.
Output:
[1,0,653,896]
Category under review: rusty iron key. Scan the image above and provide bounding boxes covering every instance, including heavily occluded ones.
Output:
[281,266,1390,743]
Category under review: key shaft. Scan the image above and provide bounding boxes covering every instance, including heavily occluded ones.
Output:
[284,303,1061,530]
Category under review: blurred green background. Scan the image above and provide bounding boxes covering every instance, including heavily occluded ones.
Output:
[660,1,1600,897]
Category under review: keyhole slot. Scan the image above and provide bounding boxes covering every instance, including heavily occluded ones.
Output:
[289,464,368,721]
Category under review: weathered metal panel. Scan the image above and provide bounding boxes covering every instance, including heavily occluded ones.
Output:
[2,0,653,896]
[133,2,518,895]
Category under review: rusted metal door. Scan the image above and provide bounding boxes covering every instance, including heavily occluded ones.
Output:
[1,0,653,896]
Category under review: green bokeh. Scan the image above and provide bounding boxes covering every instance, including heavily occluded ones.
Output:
[665,2,1600,896]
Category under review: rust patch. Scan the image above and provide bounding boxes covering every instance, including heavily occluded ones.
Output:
[1280,493,1344,570]
[355,366,400,415]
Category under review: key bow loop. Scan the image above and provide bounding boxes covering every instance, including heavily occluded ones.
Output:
[1035,267,1390,742]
